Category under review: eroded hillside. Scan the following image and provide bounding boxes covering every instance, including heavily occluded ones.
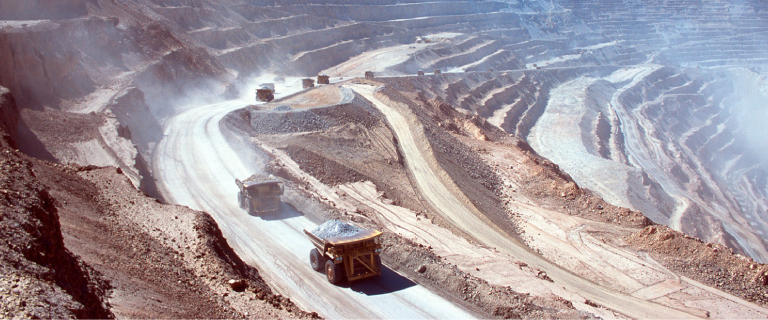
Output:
[2,0,768,318]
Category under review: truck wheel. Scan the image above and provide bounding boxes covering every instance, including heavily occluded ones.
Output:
[247,200,254,215]
[310,249,325,272]
[325,260,344,284]
[374,255,382,272]
[237,192,245,209]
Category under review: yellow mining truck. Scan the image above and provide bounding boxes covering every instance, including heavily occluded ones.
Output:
[304,221,383,284]
[255,83,275,102]
[236,175,283,215]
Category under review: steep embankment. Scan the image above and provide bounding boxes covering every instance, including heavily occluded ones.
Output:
[338,78,767,318]
[0,87,112,319]
[32,162,312,319]
[531,0,768,263]
[225,85,590,318]
[0,0,231,198]
[0,86,313,317]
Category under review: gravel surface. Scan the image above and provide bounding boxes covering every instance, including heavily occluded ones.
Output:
[627,225,768,306]
[273,105,292,111]
[311,220,363,239]
[249,109,331,134]
[0,89,112,319]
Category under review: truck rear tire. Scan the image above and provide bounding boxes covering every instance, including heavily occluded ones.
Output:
[325,260,344,284]
[374,255,382,273]
[310,249,325,272]
[237,191,245,209]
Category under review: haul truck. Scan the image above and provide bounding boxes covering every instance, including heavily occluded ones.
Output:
[256,83,275,102]
[236,175,283,215]
[304,224,383,284]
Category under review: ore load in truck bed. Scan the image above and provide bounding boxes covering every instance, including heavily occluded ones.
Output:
[310,220,363,239]
[304,220,382,284]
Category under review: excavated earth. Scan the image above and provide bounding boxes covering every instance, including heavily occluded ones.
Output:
[376,75,768,311]
[3,0,768,318]
[1,87,315,317]
[226,78,768,318]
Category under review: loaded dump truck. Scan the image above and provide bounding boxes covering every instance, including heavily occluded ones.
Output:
[256,83,275,102]
[302,78,315,89]
[304,220,383,284]
[236,174,283,215]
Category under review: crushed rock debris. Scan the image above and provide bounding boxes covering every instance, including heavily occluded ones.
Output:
[311,220,362,239]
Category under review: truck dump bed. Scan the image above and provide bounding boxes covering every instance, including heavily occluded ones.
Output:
[304,229,382,248]
[304,221,383,283]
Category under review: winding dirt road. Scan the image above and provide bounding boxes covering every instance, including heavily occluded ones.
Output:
[152,82,476,319]
[346,83,698,319]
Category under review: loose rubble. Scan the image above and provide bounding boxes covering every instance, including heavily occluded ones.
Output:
[311,220,362,239]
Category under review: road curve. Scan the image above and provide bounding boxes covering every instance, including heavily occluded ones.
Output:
[346,83,699,319]
[151,85,476,319]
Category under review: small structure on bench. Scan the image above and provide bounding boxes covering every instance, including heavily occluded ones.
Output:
[417,70,425,76]
[434,69,441,74]
[302,78,315,89]
[364,71,375,79]
[317,74,330,84]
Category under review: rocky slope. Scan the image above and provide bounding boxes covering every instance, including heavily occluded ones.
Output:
[0,86,312,317]
[225,80,768,317]
[0,87,112,318]
[3,0,768,317]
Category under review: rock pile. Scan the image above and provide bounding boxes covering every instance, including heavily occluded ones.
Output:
[311,220,362,239]
[249,109,330,134]
[272,105,292,112]
[627,225,768,305]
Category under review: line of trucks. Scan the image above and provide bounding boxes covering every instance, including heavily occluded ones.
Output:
[236,174,383,284]
[255,74,332,102]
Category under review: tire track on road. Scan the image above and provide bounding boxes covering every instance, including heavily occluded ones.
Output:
[347,82,699,319]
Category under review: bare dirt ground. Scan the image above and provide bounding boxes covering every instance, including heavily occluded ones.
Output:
[0,88,112,319]
[266,85,343,110]
[2,87,312,318]
[4,0,766,318]
[155,92,477,318]
[262,77,768,318]
[320,43,437,78]
[385,79,768,318]
[19,107,142,187]
[228,79,695,318]
[231,83,589,318]
[34,162,313,319]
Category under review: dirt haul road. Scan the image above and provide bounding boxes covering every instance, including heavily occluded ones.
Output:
[152,81,475,319]
[345,83,698,319]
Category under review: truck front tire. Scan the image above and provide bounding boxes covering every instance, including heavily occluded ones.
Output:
[325,260,343,284]
[310,249,325,272]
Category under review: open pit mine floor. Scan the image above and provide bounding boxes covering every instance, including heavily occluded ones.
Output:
[152,81,475,319]
[148,71,768,319]
[345,82,698,319]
